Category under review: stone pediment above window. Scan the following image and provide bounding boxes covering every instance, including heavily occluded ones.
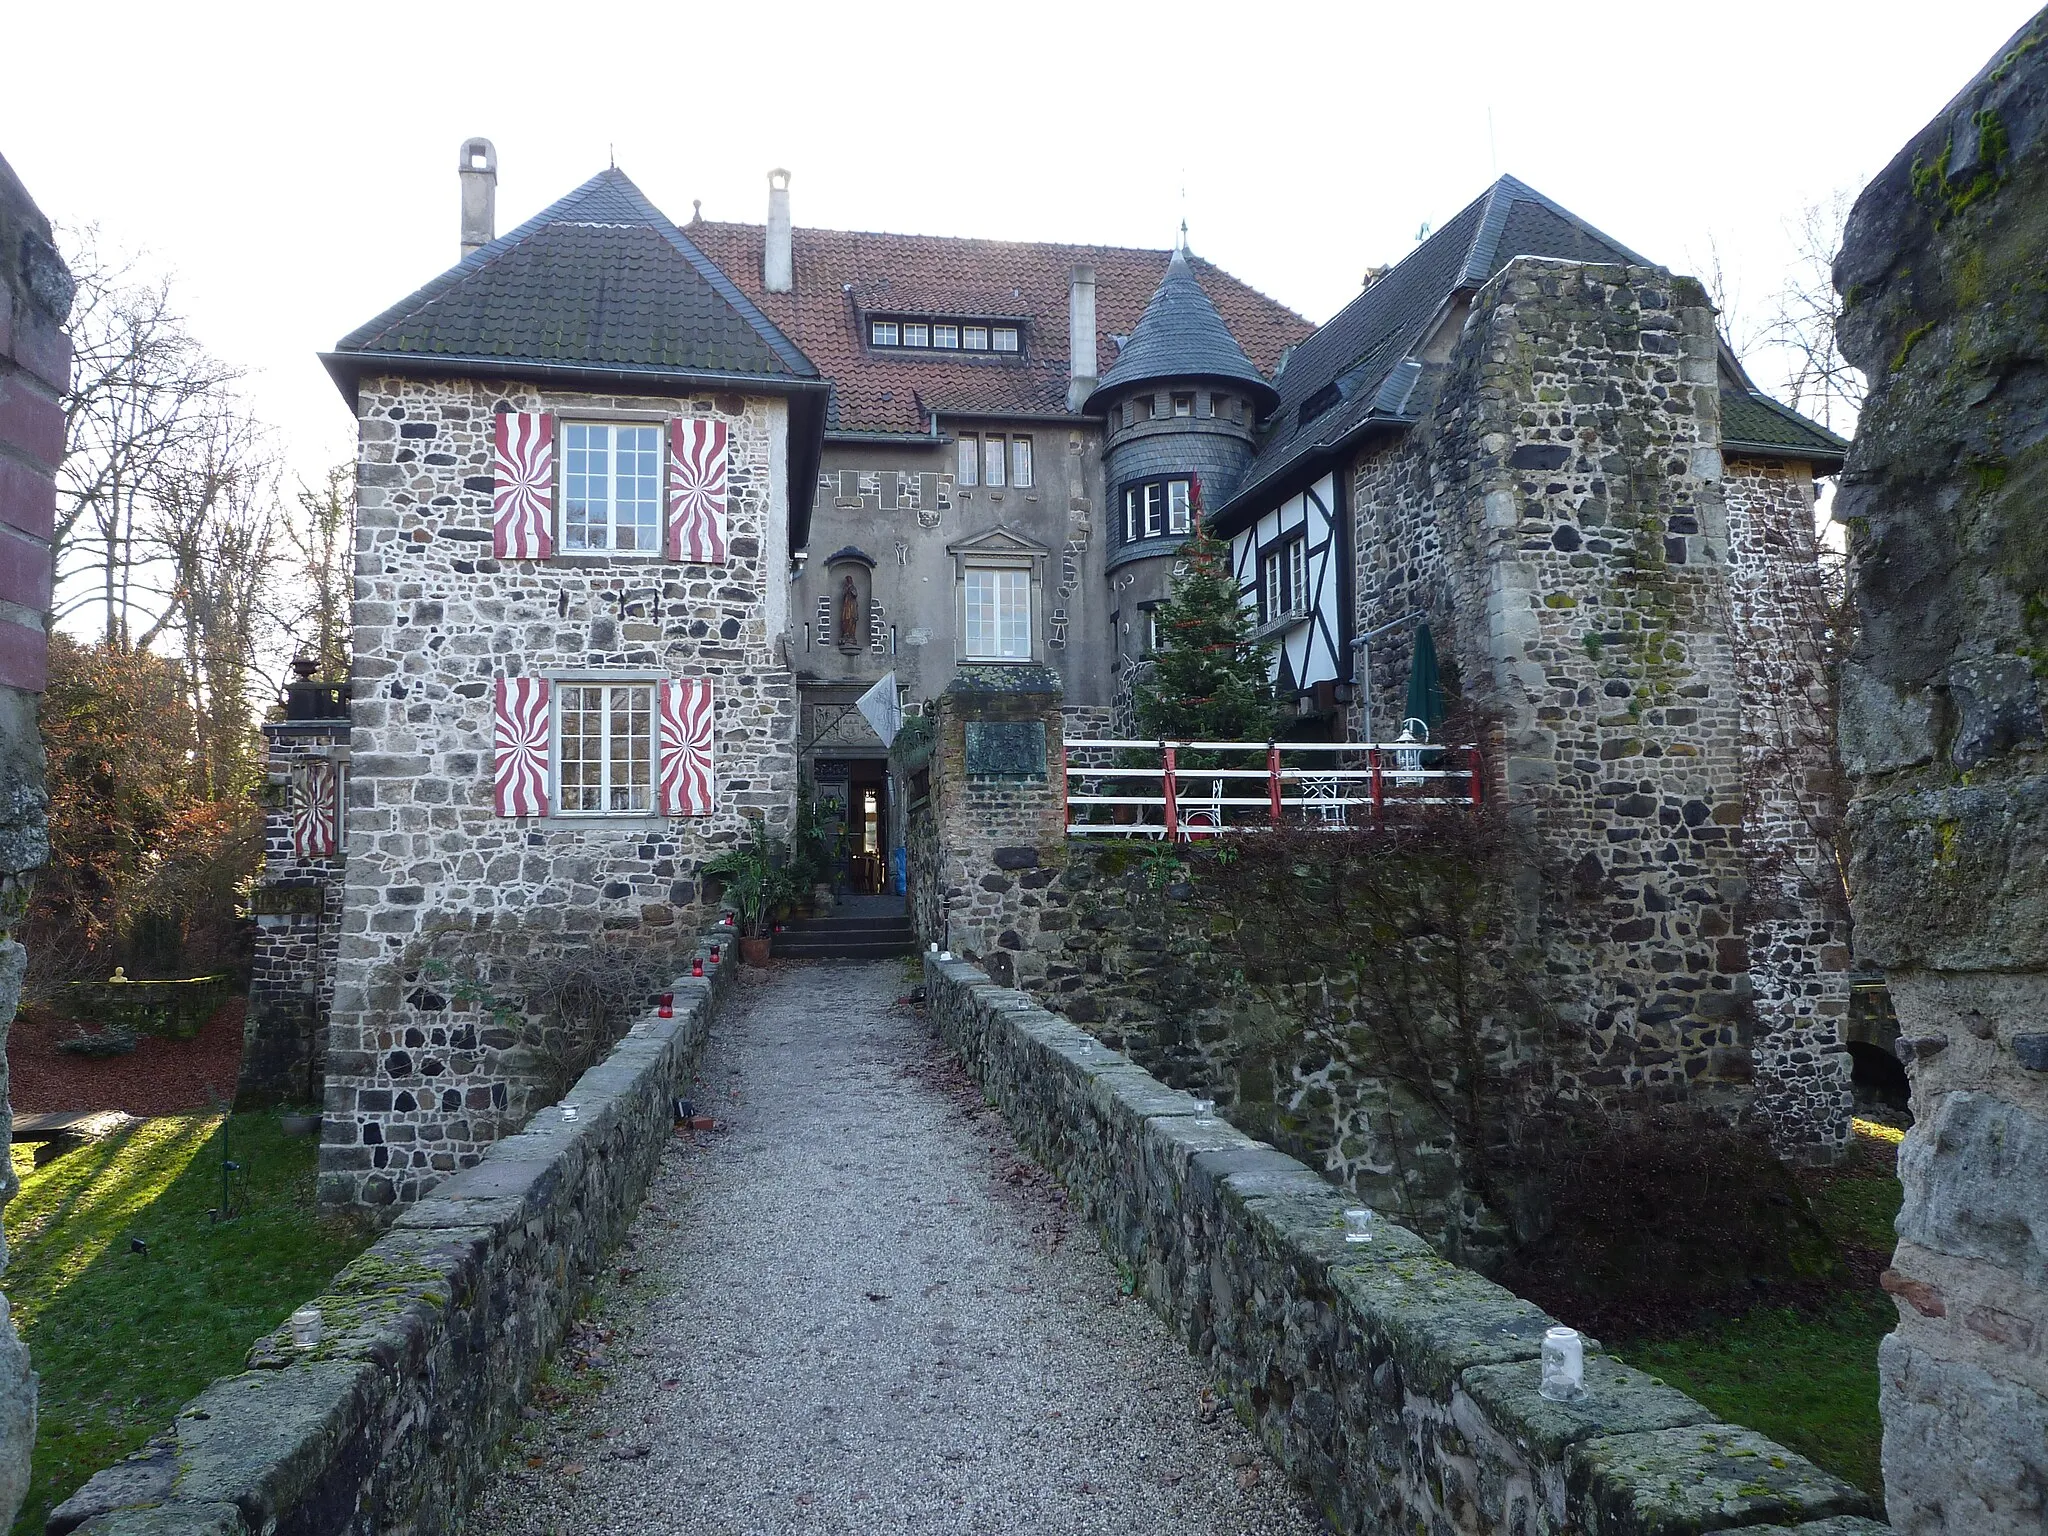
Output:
[946,525,1049,564]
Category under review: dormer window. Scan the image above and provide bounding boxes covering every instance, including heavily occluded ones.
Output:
[871,321,899,346]
[1173,393,1193,417]
[1298,381,1341,428]
[903,322,930,348]
[933,324,959,349]
[870,316,1023,355]
[993,327,1019,352]
[964,325,989,350]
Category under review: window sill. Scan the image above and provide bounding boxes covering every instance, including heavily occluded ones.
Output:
[1250,612,1307,642]
[546,813,675,827]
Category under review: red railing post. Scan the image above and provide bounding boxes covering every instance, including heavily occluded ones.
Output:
[1268,742,1283,826]
[1369,745,1384,820]
[1467,745,1483,807]
[1162,745,1180,842]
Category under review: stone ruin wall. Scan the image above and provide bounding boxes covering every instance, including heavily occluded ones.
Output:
[324,375,797,1212]
[1832,11,2048,1530]
[236,717,349,1110]
[0,151,67,1533]
[1721,456,1854,1158]
[1389,259,1757,1117]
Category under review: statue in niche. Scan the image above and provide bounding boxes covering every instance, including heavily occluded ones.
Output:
[838,573,861,648]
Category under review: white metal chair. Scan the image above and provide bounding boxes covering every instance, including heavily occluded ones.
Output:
[1178,778,1226,840]
[1300,773,1350,828]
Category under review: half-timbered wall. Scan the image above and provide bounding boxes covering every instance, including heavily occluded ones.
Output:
[322,374,796,1211]
[1227,471,1347,696]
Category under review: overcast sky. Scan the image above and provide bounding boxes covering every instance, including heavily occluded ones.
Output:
[2,0,2033,499]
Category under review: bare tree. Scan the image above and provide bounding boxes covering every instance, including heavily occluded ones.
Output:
[55,227,243,649]
[286,463,354,680]
[151,412,284,797]
[1762,193,1867,439]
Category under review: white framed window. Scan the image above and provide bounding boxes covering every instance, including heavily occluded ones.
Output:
[1167,478,1191,534]
[1260,534,1308,624]
[555,683,655,814]
[1123,488,1140,543]
[1144,607,1161,655]
[871,320,898,346]
[963,566,1031,659]
[1144,482,1164,537]
[562,423,661,552]
[964,325,989,350]
[1010,436,1033,488]
[903,322,930,348]
[992,326,1019,352]
[957,433,979,486]
[983,434,1006,487]
[933,324,960,349]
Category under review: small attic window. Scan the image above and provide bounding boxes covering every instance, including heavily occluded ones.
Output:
[1298,382,1341,429]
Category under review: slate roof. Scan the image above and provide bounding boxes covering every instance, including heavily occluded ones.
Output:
[682,219,1313,436]
[1217,176,1645,530]
[325,169,818,390]
[1718,345,1850,468]
[1085,246,1278,412]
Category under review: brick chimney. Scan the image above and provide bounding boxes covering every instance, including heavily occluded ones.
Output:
[1066,264,1097,413]
[459,137,496,257]
[765,168,793,294]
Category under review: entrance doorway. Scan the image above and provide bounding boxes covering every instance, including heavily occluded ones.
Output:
[843,765,888,894]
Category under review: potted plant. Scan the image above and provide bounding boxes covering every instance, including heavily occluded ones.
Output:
[703,824,800,965]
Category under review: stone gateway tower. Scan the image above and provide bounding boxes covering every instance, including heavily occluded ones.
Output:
[316,148,825,1210]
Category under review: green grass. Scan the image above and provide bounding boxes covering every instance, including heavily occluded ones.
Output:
[3,1114,368,1536]
[1616,1124,1904,1502]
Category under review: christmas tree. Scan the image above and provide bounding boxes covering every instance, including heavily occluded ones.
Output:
[1133,482,1276,742]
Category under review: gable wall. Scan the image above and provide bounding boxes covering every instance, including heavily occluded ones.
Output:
[321,374,797,1211]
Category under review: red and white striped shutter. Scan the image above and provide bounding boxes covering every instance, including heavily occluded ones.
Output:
[290,759,340,859]
[492,411,555,559]
[666,419,728,563]
[658,679,714,817]
[493,676,551,816]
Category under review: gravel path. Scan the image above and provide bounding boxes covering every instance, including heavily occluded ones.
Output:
[471,961,1326,1536]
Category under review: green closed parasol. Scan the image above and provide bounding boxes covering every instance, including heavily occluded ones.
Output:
[1404,623,1444,734]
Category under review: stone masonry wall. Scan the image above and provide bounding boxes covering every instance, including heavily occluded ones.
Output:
[1722,456,1854,1160]
[325,375,796,1211]
[0,150,69,1533]
[238,718,349,1109]
[925,954,1882,1536]
[1427,257,1755,1114]
[50,934,734,1536]
[1832,12,2048,1530]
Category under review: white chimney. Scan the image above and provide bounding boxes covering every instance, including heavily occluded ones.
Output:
[765,168,793,294]
[1066,264,1097,413]
[459,137,497,257]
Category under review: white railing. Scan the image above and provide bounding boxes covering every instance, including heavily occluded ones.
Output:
[1063,738,1482,839]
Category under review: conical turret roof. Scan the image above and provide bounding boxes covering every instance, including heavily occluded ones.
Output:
[1085,245,1278,414]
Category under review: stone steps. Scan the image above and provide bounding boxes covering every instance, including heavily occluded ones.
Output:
[774,910,916,960]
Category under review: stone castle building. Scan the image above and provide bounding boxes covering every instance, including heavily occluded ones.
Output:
[295,145,1855,1210]
[312,149,826,1207]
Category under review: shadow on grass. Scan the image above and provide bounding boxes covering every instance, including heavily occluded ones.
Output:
[1612,1119,1905,1503]
[3,1113,367,1536]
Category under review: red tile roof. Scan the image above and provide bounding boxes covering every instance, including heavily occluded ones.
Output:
[683,220,1314,436]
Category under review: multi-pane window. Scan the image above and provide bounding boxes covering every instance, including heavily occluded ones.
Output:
[903,322,930,347]
[871,320,899,346]
[1260,534,1309,624]
[556,684,654,813]
[957,434,979,486]
[963,567,1031,659]
[957,433,1032,490]
[1010,436,1033,488]
[933,324,960,349]
[983,435,1006,487]
[964,325,989,350]
[1122,478,1192,543]
[993,327,1019,352]
[872,318,1022,353]
[563,423,661,552]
